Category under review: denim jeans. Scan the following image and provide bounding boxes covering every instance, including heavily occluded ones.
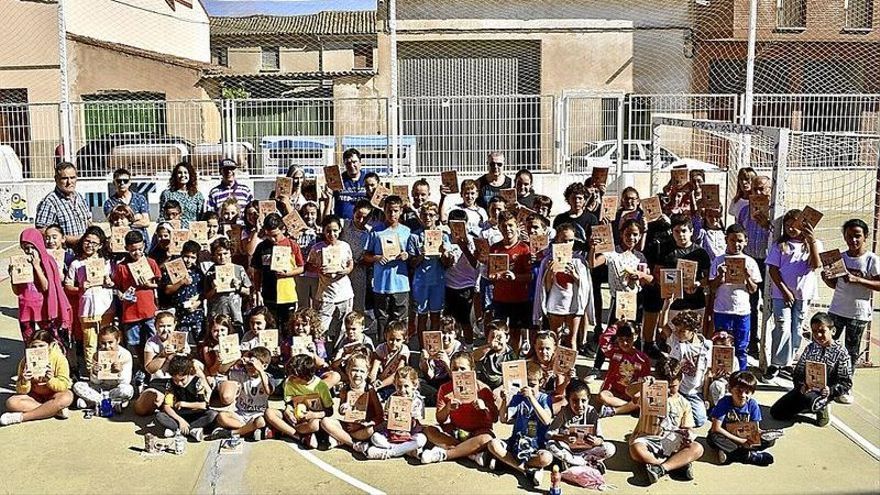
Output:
[770,298,808,367]
[680,392,708,428]
[829,313,869,373]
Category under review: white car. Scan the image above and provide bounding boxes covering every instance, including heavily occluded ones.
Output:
[571,140,718,172]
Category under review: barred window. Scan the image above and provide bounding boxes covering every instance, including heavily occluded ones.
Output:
[261,46,279,71]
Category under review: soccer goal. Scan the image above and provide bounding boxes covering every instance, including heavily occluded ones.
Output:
[649,116,880,368]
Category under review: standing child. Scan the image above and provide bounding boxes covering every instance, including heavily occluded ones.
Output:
[251,213,305,331]
[598,323,651,416]
[407,202,448,341]
[310,215,354,346]
[155,355,217,441]
[629,357,704,485]
[10,228,72,346]
[443,209,480,345]
[421,352,499,465]
[710,224,762,371]
[765,209,822,380]
[363,366,427,459]
[162,240,205,340]
[441,179,488,231]
[486,362,554,487]
[1,330,73,426]
[72,325,133,412]
[489,211,533,351]
[204,237,252,336]
[149,222,172,267]
[43,224,69,271]
[214,347,274,440]
[662,311,712,427]
[369,321,411,400]
[363,196,412,336]
[320,352,385,453]
[823,218,880,403]
[708,371,775,466]
[294,202,321,310]
[64,226,114,376]
[770,313,852,427]
[546,379,616,472]
[264,354,334,449]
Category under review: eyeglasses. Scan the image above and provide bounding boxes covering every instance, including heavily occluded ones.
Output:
[115,178,130,185]
[82,239,100,247]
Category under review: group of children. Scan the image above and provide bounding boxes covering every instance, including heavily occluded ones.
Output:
[1,155,876,486]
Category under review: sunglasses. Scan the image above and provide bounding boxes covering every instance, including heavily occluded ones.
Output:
[115,178,130,185]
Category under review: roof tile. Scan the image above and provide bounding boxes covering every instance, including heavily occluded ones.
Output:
[211,10,376,37]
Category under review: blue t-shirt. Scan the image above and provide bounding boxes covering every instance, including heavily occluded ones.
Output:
[333,174,367,219]
[711,395,762,426]
[507,391,552,449]
[406,228,447,288]
[369,223,411,294]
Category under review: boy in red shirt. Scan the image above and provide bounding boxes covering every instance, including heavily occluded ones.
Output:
[113,231,161,387]
[489,210,533,351]
[599,323,651,415]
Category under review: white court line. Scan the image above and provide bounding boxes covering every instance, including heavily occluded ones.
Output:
[830,415,880,461]
[287,443,386,495]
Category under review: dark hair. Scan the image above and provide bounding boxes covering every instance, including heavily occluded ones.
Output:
[729,371,758,393]
[44,223,64,235]
[615,323,635,339]
[564,182,588,201]
[210,237,231,253]
[98,325,122,339]
[565,378,591,399]
[497,210,517,225]
[488,196,507,208]
[169,162,199,196]
[201,210,219,223]
[354,199,374,213]
[449,350,474,369]
[412,178,429,190]
[243,200,261,230]
[364,172,380,183]
[156,310,175,323]
[448,209,468,221]
[842,218,869,235]
[163,199,182,213]
[249,346,272,365]
[321,214,342,229]
[810,311,835,330]
[108,204,135,224]
[620,218,644,234]
[124,230,145,246]
[669,213,693,230]
[77,225,108,258]
[515,168,533,183]
[55,162,76,179]
[656,356,683,382]
[113,168,131,179]
[342,148,361,162]
[248,306,276,330]
[262,212,285,232]
[286,353,317,379]
[29,329,56,346]
[725,223,746,236]
[383,195,403,209]
[168,355,194,376]
[533,194,553,212]
[181,240,201,256]
[620,186,640,200]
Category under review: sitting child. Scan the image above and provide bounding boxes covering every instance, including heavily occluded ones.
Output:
[770,312,852,427]
[1,330,73,426]
[486,362,554,487]
[155,355,217,442]
[72,325,133,413]
[214,347,274,441]
[546,379,616,473]
[704,331,739,410]
[369,321,411,401]
[530,331,571,413]
[474,320,519,392]
[363,366,427,460]
[331,311,375,378]
[135,311,187,416]
[598,323,651,416]
[321,352,384,452]
[419,316,463,392]
[629,357,704,485]
[265,354,334,449]
[708,371,775,466]
[420,352,499,465]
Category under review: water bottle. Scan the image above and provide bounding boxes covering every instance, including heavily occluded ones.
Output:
[549,464,562,495]
[173,433,186,455]
[100,392,113,418]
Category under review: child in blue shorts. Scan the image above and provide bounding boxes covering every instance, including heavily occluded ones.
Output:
[406,201,448,345]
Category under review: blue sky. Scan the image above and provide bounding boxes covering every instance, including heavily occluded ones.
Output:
[204,0,376,16]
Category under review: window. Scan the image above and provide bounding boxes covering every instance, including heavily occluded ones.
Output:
[212,47,228,67]
[845,0,874,30]
[776,0,806,29]
[353,44,373,70]
[261,46,279,71]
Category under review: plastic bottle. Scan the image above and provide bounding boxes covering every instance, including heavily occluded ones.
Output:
[549,464,562,495]
[173,433,186,455]
[100,392,114,418]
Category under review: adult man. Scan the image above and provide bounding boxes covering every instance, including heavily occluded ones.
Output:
[476,152,513,209]
[103,168,151,245]
[35,162,91,247]
[206,158,253,213]
[331,148,368,220]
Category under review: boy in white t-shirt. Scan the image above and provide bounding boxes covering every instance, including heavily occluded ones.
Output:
[822,219,880,404]
[710,224,762,372]
[214,347,274,440]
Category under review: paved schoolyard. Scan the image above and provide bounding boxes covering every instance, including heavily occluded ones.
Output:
[0,222,878,494]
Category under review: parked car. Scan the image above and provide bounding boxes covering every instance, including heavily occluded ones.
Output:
[570,139,718,172]
[75,132,194,177]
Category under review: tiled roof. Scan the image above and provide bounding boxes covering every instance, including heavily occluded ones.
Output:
[201,70,376,80]
[211,10,376,37]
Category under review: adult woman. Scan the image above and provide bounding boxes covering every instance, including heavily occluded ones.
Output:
[159,162,203,228]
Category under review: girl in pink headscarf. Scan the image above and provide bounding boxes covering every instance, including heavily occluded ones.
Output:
[9,228,73,346]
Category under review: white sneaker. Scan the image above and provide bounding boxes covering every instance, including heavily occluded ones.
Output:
[0,412,23,426]
[835,392,854,405]
[76,398,88,410]
[164,428,177,438]
[352,441,370,455]
[189,428,205,442]
[420,447,447,464]
[468,452,486,467]
[366,446,392,460]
